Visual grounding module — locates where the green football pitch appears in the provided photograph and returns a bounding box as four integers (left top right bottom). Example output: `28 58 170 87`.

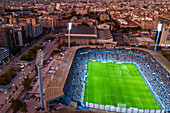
84 61 161 110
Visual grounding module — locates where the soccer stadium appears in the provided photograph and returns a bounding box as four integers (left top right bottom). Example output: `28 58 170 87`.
45 46 170 113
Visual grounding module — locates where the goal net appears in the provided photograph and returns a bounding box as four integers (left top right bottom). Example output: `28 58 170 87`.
118 103 126 108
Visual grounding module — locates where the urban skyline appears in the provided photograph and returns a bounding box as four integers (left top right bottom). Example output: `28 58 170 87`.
0 0 169 112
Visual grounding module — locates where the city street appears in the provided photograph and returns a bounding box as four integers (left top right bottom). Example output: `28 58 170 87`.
0 31 60 112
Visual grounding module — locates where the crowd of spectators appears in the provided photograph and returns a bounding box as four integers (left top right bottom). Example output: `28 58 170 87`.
63 47 169 110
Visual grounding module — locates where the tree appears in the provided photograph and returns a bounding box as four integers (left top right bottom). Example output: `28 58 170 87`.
34 64 38 73
71 11 76 16
20 46 43 61
43 60 47 66
50 50 60 57
95 17 100 22
80 22 90 27
22 77 32 90
57 44 62 49
12 47 21 56
13 91 15 94
9 98 23 111
70 41 76 47
0 67 17 85
21 104 28 113
15 86 18 91
44 37 55 41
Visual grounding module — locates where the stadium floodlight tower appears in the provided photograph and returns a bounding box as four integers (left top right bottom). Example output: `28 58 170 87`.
68 22 72 48
36 49 44 110
154 23 162 51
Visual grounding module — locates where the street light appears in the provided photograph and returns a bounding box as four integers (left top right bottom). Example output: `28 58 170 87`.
36 49 44 110
154 23 162 51
68 22 72 48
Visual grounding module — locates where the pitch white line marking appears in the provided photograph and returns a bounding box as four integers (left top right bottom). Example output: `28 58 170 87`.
100 94 102 104
120 71 121 77
126 72 132 77
101 94 144 108
137 97 144 108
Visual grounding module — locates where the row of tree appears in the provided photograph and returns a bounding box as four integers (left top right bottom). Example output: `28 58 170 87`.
50 50 60 57
0 67 20 85
57 41 76 49
20 46 43 61
10 98 28 112
44 36 55 41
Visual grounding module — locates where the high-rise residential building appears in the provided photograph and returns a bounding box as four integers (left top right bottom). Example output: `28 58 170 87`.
13 25 27 46
0 28 13 52
19 22 33 38
159 24 170 47
19 18 38 27
38 16 54 29
0 24 28 49
19 18 42 37
32 24 43 38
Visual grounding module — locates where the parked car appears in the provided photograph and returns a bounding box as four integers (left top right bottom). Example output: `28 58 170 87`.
33 106 40 111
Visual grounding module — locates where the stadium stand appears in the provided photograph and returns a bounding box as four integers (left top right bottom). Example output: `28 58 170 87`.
63 47 170 111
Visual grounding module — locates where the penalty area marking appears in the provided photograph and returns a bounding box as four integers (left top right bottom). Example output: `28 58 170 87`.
100 94 144 108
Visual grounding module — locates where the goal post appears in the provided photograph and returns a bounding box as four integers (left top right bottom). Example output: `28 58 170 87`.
118 103 126 108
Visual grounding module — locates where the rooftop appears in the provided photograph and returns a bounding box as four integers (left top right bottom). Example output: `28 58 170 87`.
70 26 97 35
135 37 154 42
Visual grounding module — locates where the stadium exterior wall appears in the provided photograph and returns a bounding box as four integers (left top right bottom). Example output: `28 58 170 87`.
85 102 166 113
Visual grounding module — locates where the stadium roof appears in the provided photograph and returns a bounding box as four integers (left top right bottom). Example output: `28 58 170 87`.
69 26 97 35
45 49 76 103
66 36 96 39
64 26 97 39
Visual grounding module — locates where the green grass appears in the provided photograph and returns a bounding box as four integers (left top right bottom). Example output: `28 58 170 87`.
84 61 161 110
